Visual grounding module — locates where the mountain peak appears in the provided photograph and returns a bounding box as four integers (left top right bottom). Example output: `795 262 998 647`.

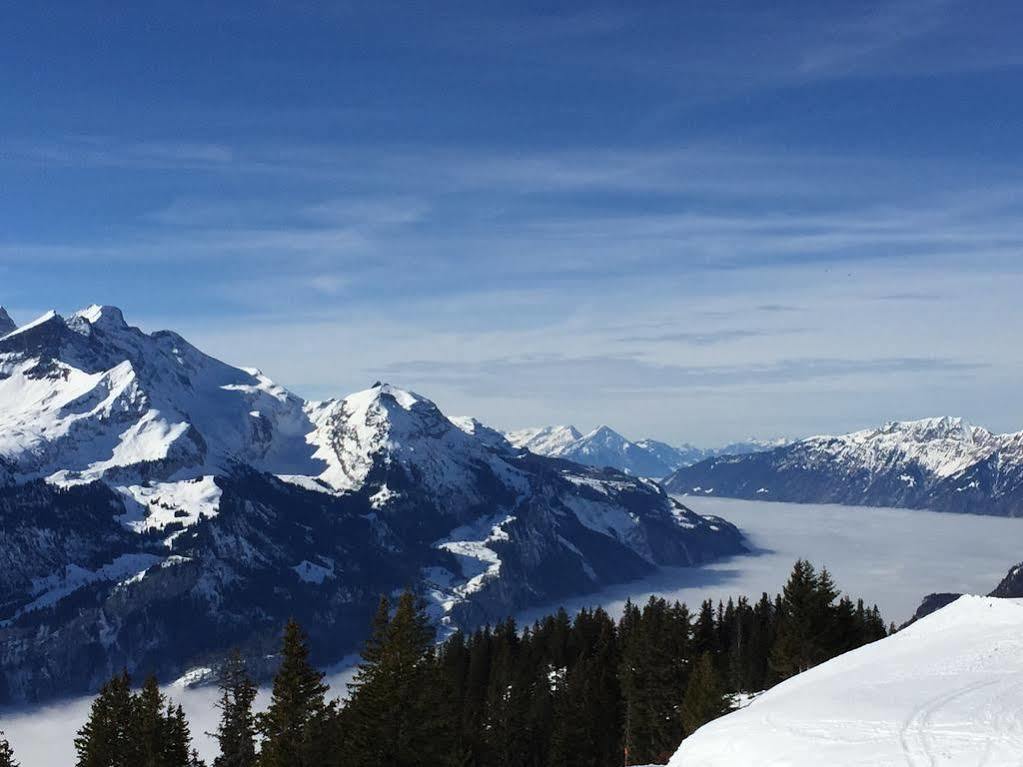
345 382 423 413
0 307 15 336
72 304 128 331
586 424 623 440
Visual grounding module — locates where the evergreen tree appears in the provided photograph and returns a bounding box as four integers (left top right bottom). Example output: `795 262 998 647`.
164 704 195 767
213 651 258 767
0 731 17 767
131 675 168 767
692 599 717 657
549 614 622 767
618 596 688 765
770 560 839 681
75 671 135 767
480 617 531 766
345 590 451 767
257 619 330 767
679 653 730 737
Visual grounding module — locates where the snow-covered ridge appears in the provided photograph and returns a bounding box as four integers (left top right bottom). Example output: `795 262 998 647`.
670 596 1023 766
664 416 1023 516
807 415 1007 479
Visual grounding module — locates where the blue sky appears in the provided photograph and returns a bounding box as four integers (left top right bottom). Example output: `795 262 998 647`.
3 1 1023 443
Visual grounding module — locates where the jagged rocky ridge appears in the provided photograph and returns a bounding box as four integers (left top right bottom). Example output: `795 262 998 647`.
0 306 744 703
663 417 1023 517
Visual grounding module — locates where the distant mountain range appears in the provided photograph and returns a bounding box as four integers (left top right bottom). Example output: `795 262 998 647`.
663 416 1023 516
506 425 787 478
0 305 744 703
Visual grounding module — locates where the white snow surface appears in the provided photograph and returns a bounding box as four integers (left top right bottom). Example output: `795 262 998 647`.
670 596 1023 767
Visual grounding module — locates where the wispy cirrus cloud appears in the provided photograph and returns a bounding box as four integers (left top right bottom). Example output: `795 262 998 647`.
378 353 986 398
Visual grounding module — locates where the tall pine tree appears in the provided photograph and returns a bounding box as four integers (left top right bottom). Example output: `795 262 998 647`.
131 675 168 767
344 590 453 767
257 620 330 767
75 671 135 767
770 560 840 681
213 651 258 767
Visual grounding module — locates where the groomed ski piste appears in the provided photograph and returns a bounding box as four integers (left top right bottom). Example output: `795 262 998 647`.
669 596 1023 766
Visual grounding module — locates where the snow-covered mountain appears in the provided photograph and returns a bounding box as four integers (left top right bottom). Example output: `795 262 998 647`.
508 426 683 477
663 417 1023 516
669 595 1023 766
507 423 675 478
509 424 788 478
0 306 744 703
554 425 676 477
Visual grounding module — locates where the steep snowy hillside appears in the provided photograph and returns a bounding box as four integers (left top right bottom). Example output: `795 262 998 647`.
0 306 745 703
670 596 1023 766
664 417 1023 516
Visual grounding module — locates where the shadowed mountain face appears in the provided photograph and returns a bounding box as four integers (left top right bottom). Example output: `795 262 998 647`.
0 306 745 704
663 417 1023 517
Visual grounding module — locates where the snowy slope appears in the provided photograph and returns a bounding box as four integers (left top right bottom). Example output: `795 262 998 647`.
670 596 1023 767
664 417 1023 516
